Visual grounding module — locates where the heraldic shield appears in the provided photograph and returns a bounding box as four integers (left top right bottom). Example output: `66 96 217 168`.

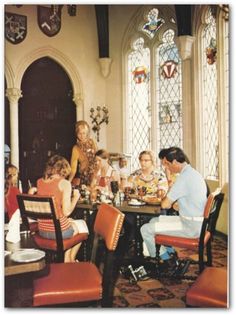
37 5 62 37
5 12 27 44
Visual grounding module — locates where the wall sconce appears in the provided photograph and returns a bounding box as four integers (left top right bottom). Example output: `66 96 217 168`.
90 105 109 142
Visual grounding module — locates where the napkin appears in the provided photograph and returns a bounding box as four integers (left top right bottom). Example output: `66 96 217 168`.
6 209 21 243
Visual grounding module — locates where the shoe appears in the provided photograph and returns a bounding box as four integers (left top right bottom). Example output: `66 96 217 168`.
173 260 190 276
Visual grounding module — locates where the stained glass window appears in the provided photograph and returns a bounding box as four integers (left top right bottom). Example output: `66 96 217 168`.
127 8 181 172
127 38 151 171
156 29 182 149
202 8 219 179
224 15 229 182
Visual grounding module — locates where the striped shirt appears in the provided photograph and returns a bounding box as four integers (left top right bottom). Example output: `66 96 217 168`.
37 177 71 233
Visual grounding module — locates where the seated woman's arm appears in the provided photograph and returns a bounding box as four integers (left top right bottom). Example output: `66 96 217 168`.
28 187 37 195
59 179 80 216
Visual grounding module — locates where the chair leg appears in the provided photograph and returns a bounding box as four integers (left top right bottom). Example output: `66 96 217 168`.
206 241 212 267
101 251 115 307
198 244 205 273
155 244 161 275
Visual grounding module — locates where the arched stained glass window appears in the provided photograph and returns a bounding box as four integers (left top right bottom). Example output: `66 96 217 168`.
156 29 182 149
202 8 219 179
127 37 150 170
126 7 182 172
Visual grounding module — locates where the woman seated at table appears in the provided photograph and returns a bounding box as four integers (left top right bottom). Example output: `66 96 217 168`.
90 149 120 199
30 155 88 262
4 164 21 223
123 150 168 252
127 150 168 197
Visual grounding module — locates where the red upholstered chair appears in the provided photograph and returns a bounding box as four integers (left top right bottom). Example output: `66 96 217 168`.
186 267 228 307
33 203 125 307
17 194 88 263
155 188 224 274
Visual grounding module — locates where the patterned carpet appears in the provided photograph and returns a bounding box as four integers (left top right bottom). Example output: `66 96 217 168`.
112 234 228 308
5 233 227 308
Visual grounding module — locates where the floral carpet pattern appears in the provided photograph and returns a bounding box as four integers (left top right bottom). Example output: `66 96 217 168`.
112 234 228 308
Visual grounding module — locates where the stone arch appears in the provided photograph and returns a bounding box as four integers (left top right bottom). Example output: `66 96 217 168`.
5 58 15 89
15 46 83 102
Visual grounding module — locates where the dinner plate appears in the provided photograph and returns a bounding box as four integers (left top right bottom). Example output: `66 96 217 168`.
142 196 161 205
11 249 45 263
128 200 146 206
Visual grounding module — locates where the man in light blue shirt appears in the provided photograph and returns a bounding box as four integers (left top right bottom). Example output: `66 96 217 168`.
141 147 207 259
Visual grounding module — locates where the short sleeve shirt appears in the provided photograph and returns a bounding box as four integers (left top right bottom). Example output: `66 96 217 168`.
129 169 168 195
167 164 207 217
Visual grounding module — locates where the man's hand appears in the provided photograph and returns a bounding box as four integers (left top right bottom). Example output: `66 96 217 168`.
172 202 179 211
161 196 173 209
157 189 166 199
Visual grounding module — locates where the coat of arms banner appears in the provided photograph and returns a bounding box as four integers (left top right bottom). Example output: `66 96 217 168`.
37 5 62 37
5 12 27 44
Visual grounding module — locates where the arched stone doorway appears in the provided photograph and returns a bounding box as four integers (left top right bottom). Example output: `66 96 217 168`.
19 57 76 189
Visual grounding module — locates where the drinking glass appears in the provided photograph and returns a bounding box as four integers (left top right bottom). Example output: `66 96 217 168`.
110 181 119 195
90 189 98 204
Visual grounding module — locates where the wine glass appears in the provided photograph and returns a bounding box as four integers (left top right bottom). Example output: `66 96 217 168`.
110 181 119 195
124 186 131 201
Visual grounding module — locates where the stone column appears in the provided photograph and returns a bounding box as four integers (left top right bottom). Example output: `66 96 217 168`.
176 36 195 164
73 93 84 121
5 88 22 168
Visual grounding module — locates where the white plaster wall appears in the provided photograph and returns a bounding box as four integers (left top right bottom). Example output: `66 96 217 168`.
107 5 140 153
5 4 107 147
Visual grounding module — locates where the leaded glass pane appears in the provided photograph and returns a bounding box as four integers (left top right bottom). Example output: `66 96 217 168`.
128 37 150 171
142 8 165 39
156 29 183 151
202 8 219 179
224 17 229 182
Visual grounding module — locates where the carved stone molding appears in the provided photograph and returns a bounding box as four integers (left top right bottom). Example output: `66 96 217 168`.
5 88 22 104
98 57 112 78
73 93 83 107
176 35 195 60
73 93 84 120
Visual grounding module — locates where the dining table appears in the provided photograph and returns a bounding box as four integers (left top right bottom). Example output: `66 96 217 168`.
5 230 46 277
72 199 162 260
5 230 46 307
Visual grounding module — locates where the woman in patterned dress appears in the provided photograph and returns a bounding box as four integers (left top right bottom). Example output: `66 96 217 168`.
69 120 97 186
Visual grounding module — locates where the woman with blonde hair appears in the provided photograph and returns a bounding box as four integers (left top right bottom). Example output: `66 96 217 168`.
123 150 168 253
128 150 167 195
5 164 21 222
69 120 97 186
33 155 88 262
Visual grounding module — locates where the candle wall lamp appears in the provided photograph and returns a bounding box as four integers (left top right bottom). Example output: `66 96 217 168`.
90 105 109 142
